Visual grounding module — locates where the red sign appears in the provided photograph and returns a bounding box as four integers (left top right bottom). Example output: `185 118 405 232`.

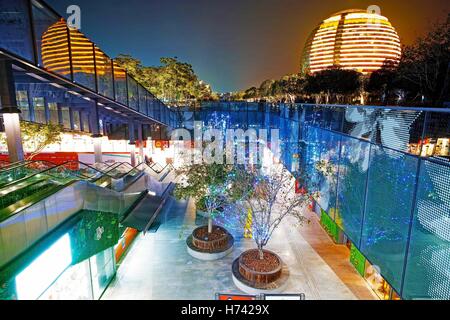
295 178 307 194
216 294 257 300
154 140 169 150
135 140 147 148
0 152 79 169
115 228 139 262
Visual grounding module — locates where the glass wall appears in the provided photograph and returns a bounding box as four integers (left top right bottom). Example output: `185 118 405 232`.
16 90 31 121
316 129 340 215
33 97 46 124
336 135 370 245
72 110 81 131
113 62 127 105
94 46 114 99
69 31 96 90
421 112 450 160
60 106 70 129
138 84 146 115
81 112 90 133
48 102 58 124
127 75 138 110
402 159 450 300
0 0 34 62
360 146 418 293
147 94 155 118
31 2 71 79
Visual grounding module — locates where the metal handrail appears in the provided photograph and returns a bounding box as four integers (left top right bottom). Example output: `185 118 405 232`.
0 158 174 192
0 160 115 191
199 102 450 113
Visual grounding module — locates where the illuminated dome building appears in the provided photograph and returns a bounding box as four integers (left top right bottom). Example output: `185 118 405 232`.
301 9 402 74
40 19 126 84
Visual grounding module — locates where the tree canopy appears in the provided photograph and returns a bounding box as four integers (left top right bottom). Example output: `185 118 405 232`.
115 55 218 106
0 121 63 160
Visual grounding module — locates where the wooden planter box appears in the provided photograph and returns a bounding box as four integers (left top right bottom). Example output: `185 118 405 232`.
192 225 230 252
238 249 282 284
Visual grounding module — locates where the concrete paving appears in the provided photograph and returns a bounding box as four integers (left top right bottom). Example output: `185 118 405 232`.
102 196 377 300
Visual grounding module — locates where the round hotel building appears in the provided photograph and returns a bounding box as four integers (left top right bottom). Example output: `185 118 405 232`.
301 9 402 74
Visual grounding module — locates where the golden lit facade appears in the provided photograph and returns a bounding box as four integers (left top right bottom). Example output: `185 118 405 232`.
301 9 401 74
41 19 108 77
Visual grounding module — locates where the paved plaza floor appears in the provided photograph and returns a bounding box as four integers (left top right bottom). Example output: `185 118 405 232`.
102 197 377 300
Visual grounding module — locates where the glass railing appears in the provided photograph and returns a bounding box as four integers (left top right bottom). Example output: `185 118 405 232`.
0 162 106 220
0 171 76 222
101 161 167 181
0 160 111 189
193 102 450 161
0 158 170 216
0 160 57 188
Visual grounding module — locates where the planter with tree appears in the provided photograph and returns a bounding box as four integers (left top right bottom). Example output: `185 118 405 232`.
174 163 236 260
230 164 313 293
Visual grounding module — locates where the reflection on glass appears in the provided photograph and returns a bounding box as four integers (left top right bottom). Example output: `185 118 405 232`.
360 146 417 292
409 113 450 159
335 136 370 244
35 10 71 78
81 112 90 133
113 62 127 105
402 160 450 300
61 106 70 129
33 97 46 124
127 75 138 110
138 85 147 114
95 47 114 98
147 94 155 117
39 259 92 300
0 0 34 62
16 90 30 121
68 28 95 90
48 102 58 124
1 208 119 300
72 110 81 131
90 248 114 300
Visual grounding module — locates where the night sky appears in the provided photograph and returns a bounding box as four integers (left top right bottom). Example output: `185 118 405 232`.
46 0 449 93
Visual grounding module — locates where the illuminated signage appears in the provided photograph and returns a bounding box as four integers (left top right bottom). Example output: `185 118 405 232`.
15 234 72 300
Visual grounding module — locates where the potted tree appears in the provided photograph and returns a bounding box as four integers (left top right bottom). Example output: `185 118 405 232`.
230 164 314 292
174 163 235 260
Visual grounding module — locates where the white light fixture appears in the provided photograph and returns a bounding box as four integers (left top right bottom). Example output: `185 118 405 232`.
25 73 48 82
49 82 64 89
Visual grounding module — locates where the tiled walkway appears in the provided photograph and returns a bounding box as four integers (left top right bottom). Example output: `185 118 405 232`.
102 197 377 300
